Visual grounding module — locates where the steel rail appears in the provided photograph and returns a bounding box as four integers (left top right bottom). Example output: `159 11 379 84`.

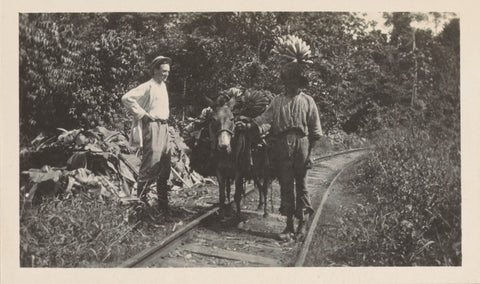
120 148 370 268
312 147 373 162
294 152 368 267
120 186 257 267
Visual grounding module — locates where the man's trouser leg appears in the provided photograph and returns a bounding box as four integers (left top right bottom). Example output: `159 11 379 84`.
292 137 314 237
278 166 295 217
293 136 314 219
156 178 168 210
294 169 313 237
294 169 314 219
271 133 298 235
278 162 295 233
137 119 156 204
157 152 171 211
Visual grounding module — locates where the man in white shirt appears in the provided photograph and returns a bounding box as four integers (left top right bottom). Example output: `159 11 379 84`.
122 56 172 212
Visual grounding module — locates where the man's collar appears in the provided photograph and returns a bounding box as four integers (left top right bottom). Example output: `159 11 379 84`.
151 78 165 85
283 90 302 98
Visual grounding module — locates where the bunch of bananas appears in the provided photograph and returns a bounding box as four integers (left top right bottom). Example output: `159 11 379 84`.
271 35 313 64
233 89 274 118
213 87 243 106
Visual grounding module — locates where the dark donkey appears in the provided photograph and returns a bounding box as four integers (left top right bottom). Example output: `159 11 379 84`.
208 97 273 218
208 103 236 217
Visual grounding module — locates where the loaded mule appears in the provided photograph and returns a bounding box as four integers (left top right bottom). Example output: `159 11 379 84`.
206 93 273 219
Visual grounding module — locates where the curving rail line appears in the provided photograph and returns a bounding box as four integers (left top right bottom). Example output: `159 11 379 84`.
294 157 364 266
120 147 370 268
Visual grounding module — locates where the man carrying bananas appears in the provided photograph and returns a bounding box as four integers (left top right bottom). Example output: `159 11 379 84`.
122 55 172 213
236 61 323 240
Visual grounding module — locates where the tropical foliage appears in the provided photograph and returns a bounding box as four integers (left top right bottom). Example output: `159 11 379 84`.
19 12 460 266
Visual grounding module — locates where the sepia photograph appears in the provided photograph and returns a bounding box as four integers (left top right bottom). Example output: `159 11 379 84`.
17 10 461 267
2 0 480 283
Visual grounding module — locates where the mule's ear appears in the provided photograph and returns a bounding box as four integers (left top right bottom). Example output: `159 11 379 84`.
226 96 236 109
203 95 215 107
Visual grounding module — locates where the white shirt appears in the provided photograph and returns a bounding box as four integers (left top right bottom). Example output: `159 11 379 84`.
149 80 170 120
121 79 170 147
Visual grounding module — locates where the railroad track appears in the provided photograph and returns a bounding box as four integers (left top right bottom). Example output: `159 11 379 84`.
120 147 370 268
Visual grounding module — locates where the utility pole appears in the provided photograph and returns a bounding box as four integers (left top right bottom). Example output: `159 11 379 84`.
182 78 186 122
411 28 418 107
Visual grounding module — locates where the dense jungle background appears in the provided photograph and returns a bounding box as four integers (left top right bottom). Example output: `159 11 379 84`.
19 12 460 266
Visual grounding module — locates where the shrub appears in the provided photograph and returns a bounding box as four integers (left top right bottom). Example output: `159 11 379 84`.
332 125 460 266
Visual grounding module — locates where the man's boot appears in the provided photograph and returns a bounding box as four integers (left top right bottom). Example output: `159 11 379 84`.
296 209 310 241
157 179 169 213
278 215 295 241
137 182 149 204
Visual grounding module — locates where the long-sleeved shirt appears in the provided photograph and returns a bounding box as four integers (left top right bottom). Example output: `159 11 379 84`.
252 92 323 141
121 79 169 147
122 79 169 120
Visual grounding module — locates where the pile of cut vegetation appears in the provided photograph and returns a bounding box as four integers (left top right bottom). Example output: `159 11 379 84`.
20 126 207 205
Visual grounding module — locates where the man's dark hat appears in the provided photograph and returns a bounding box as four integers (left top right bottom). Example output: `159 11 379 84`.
280 61 308 87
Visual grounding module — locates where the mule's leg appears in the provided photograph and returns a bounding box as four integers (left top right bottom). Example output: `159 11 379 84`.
268 177 274 215
255 177 269 217
253 177 264 211
217 170 226 219
226 177 231 203
261 178 270 218
225 177 233 217
269 178 274 213
234 174 244 217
